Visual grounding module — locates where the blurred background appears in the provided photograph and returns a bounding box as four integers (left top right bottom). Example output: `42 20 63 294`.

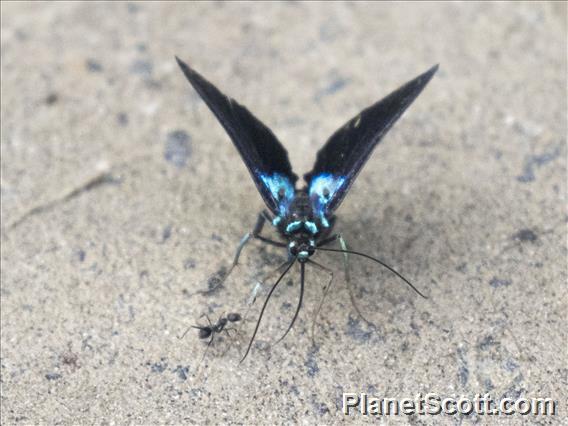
1 2 566 424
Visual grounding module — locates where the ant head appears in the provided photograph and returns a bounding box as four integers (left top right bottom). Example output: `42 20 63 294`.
227 313 242 322
288 236 316 263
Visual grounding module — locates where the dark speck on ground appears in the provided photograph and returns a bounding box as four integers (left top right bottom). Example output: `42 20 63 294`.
503 359 519 372
148 359 168 373
127 2 140 14
311 396 330 416
489 277 512 288
72 248 86 263
164 130 191 168
130 59 153 78
517 146 561 182
116 112 129 126
512 229 538 242
305 347 319 378
478 335 498 351
345 316 373 343
501 376 525 400
458 365 469 386
206 266 227 293
173 365 189 381
161 225 172 242
289 384 300 396
85 59 103 72
184 258 196 269
314 75 349 101
45 373 61 381
44 93 58 105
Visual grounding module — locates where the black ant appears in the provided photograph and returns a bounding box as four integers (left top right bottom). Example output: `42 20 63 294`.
180 313 242 364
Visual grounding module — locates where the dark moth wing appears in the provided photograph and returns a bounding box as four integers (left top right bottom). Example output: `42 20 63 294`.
176 57 297 216
306 64 438 218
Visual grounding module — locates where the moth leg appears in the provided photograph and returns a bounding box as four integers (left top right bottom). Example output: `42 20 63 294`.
229 211 283 264
248 261 290 306
338 234 377 328
238 260 290 337
220 327 239 356
254 210 286 247
224 326 239 338
307 259 335 347
255 235 286 248
255 210 271 234
316 234 339 248
197 213 267 295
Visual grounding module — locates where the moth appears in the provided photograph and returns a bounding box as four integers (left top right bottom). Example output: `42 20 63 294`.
176 57 438 361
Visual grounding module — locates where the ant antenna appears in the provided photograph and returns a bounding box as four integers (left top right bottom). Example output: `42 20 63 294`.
316 247 428 299
240 259 296 363
274 261 305 345
178 325 199 340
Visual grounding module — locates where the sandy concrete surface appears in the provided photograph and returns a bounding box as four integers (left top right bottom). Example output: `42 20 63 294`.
1 2 566 424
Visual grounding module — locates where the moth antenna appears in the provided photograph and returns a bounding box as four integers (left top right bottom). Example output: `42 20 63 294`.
316 247 428 299
274 261 305 345
240 260 296 363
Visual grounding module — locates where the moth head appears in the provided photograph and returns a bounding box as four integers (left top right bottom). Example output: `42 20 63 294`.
288 237 316 262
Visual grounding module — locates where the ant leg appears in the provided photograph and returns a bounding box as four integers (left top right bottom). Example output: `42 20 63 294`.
317 234 340 248
198 334 215 367
198 313 213 328
338 234 377 328
307 259 335 347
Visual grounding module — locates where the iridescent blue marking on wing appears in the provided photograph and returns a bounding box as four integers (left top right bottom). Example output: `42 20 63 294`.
259 173 295 217
308 173 346 225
